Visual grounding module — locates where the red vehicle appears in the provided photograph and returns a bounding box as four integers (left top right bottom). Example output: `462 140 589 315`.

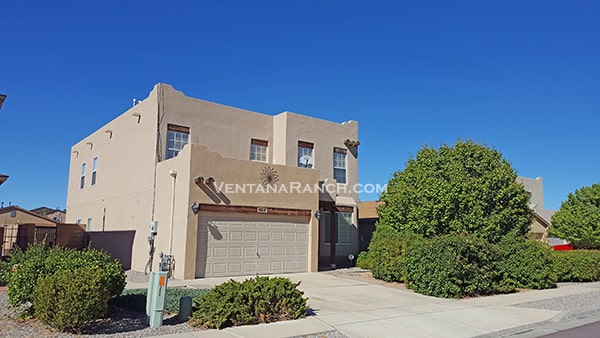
552 243 574 251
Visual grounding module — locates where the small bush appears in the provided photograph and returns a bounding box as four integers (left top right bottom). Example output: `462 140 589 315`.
356 251 372 270
191 276 308 329
32 267 109 332
496 237 557 289
7 244 125 309
368 226 420 282
403 234 510 298
554 250 600 282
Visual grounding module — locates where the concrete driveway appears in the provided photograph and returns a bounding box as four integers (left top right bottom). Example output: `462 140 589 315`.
134 269 600 338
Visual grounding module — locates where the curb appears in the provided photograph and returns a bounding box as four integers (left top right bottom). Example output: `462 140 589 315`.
473 305 600 338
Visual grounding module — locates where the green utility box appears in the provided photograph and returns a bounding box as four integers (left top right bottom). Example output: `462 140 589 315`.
146 271 169 328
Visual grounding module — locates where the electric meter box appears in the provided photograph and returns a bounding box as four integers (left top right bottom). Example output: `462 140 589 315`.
150 221 158 234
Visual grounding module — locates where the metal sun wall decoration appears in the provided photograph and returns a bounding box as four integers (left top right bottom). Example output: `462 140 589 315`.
260 166 279 188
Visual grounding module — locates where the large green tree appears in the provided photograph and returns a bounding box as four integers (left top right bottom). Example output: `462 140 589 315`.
377 140 533 243
549 184 600 249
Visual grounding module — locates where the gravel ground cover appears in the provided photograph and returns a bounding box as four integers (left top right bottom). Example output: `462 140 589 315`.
0 270 348 338
515 289 600 311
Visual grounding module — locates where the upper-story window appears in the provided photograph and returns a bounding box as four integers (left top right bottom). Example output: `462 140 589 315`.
80 162 86 189
298 141 314 168
91 157 98 185
250 139 268 162
166 124 190 159
333 148 347 184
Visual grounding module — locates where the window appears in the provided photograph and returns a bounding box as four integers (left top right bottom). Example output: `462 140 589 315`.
80 163 86 189
333 148 347 183
323 211 354 244
166 124 190 159
91 157 98 185
86 217 92 231
9 210 16 217
250 139 268 162
298 141 314 168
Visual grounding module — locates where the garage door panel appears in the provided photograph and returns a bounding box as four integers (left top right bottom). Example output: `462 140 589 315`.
272 232 283 241
258 232 270 241
230 231 243 241
196 213 308 278
229 247 242 257
245 231 257 241
243 262 256 273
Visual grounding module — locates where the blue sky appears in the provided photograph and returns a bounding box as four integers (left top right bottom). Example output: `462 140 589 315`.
1 1 598 211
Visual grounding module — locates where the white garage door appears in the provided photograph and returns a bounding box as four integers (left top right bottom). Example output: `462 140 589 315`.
196 213 308 278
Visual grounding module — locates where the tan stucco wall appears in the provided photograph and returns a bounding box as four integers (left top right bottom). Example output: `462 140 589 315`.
66 83 359 277
66 85 160 272
152 144 320 279
158 85 274 162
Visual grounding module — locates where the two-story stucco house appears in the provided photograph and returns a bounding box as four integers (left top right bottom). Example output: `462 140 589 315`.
66 83 359 279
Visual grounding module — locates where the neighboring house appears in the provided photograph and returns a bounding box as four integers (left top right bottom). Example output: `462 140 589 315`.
358 176 555 249
66 83 360 279
30 207 66 223
516 176 556 242
0 205 58 256
357 200 382 252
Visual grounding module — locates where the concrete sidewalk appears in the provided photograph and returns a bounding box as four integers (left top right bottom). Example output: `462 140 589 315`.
139 269 600 338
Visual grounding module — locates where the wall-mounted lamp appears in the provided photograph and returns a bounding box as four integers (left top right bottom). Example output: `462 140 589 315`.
194 176 204 184
315 210 321 220
191 202 199 215
205 177 215 184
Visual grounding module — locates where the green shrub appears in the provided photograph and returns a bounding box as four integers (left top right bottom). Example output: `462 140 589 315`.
554 250 600 282
7 244 125 308
403 234 510 298
7 243 50 307
47 246 126 298
356 251 372 270
368 226 420 282
191 276 308 329
32 267 109 332
496 237 557 289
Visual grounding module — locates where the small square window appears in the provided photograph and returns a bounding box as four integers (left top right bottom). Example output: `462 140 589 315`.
166 124 190 159
298 141 314 168
250 139 268 162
